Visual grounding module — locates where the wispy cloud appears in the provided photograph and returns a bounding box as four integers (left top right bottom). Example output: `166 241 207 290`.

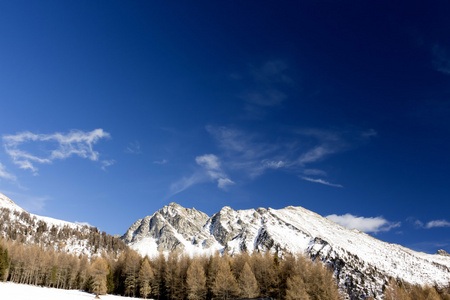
235 59 294 119
2 129 111 174
0 162 17 181
301 176 343 188
169 173 205 197
414 218 450 229
101 159 115 171
432 44 450 75
218 178 235 189
125 141 142 154
153 159 168 165
326 213 401 233
425 220 450 228
205 125 376 183
303 169 327 176
195 154 234 189
249 59 293 85
169 154 234 197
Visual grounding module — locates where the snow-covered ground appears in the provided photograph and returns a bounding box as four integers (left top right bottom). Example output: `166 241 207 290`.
0 282 142 300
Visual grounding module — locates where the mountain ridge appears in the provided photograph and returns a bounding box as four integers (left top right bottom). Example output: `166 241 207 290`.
122 202 450 300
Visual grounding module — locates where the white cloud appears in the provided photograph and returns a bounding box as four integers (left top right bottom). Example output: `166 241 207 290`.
196 154 234 190
0 162 17 181
262 159 285 169
301 176 343 188
425 220 450 229
169 154 235 197
101 160 115 171
218 178 235 189
298 146 335 164
410 218 450 229
326 213 401 233
205 125 376 188
153 159 168 165
196 154 221 170
3 129 111 174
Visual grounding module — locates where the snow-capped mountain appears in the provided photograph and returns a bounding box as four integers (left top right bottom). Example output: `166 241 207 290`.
0 193 127 256
122 203 450 300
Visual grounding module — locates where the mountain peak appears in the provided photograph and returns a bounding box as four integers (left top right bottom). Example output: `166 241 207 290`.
0 193 23 211
436 249 450 257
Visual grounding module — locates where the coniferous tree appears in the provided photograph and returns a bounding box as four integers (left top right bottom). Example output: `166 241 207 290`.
238 262 259 298
186 259 207 300
139 258 154 299
286 275 310 300
213 257 239 300
152 252 168 300
106 264 115 294
91 257 108 298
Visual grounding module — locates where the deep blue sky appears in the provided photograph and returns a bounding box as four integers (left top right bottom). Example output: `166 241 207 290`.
1 1 450 253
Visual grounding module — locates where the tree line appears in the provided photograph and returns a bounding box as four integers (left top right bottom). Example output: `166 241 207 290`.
0 236 343 299
1 237 450 300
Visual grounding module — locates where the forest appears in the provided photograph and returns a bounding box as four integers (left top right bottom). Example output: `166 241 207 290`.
1 238 449 300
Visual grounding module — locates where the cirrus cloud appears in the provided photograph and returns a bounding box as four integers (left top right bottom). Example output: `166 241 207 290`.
2 129 111 174
0 162 17 181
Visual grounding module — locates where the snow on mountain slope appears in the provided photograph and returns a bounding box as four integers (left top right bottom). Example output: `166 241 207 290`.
122 203 450 300
0 193 127 257
0 193 82 230
0 193 25 212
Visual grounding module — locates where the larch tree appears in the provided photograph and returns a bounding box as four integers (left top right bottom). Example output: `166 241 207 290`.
286 275 310 300
124 249 141 297
213 257 239 300
186 259 207 300
91 257 108 298
238 262 259 298
139 258 154 299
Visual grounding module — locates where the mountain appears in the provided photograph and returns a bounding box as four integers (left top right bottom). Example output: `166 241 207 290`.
0 193 127 256
122 203 450 300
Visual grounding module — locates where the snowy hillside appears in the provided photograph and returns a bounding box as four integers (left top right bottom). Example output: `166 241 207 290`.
0 282 140 300
122 203 450 300
0 193 127 257
0 193 85 230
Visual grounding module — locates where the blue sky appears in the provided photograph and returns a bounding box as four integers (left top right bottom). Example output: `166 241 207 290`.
1 1 450 253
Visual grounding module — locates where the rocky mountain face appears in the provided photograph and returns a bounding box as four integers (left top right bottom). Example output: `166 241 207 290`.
122 203 450 300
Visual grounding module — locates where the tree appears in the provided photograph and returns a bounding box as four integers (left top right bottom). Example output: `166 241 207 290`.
0 246 9 281
186 259 207 300
123 249 141 297
91 257 108 298
286 275 310 300
139 258 154 299
213 257 239 300
238 262 259 298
